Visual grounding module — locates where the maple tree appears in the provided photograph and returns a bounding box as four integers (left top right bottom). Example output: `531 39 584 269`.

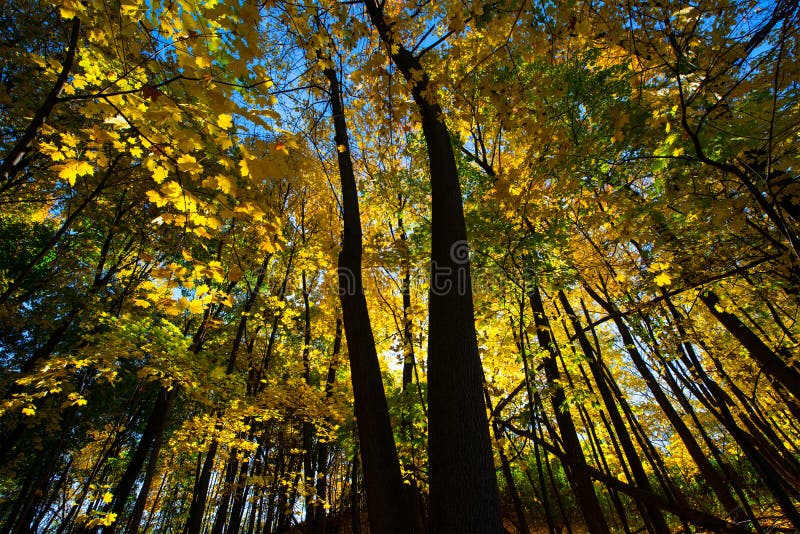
1 0 799 532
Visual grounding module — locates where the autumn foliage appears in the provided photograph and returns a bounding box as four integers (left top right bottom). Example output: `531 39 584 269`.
1 0 799 532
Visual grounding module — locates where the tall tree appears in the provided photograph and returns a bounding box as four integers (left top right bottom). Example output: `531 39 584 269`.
362 2 502 530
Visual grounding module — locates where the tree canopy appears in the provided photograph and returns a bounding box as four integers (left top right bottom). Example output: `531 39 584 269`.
1 0 799 532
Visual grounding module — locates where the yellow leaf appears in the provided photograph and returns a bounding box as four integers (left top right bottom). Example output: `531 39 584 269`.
160 181 183 198
101 512 118 527
192 226 212 239
146 190 167 207
215 174 234 194
654 272 672 286
189 297 207 314
133 298 151 308
40 141 66 161
217 114 233 129
22 406 36 416
177 154 202 175
102 492 113 504
56 160 94 186
151 166 168 183
104 115 130 129
195 56 211 69
210 366 226 380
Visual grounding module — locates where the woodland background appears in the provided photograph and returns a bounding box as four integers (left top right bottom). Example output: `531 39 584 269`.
1 0 799 532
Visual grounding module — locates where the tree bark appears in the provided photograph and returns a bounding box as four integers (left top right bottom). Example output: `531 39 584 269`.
558 291 670 534
320 56 412 532
362 3 502 531
529 286 611 534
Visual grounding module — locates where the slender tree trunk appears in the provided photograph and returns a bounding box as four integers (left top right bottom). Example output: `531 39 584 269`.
320 51 412 532
485 390 530 534
105 386 176 531
209 453 239 534
310 318 342 534
558 291 671 534
529 285 611 534
350 452 361 534
396 208 427 534
700 290 800 401
300 269 318 526
586 286 744 524
532 401 564 534
124 413 169 534
226 456 252 534
184 439 219 534
0 16 81 189
501 420 747 533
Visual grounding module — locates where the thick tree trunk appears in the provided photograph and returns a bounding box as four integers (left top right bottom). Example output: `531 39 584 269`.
362 3 502 530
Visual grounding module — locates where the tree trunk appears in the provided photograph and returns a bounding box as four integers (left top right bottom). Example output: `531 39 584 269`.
590 286 747 524
310 318 342 534
106 386 176 531
0 16 80 189
362 3 502 530
320 53 412 532
184 439 219 534
529 285 610 534
700 290 800 401
558 291 670 534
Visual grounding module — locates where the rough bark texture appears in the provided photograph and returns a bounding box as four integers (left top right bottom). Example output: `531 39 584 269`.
362 3 502 531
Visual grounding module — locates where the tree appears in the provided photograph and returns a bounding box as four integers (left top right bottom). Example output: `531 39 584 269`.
2 0 800 532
